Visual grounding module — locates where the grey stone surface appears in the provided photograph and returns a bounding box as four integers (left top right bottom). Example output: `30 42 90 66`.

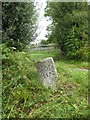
35 57 58 89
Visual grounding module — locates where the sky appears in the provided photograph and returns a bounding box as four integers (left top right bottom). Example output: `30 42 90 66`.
30 0 52 44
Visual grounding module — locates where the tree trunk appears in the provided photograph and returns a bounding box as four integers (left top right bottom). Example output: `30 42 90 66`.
58 43 63 58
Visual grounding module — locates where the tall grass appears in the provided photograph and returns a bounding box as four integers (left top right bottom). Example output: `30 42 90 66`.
2 45 88 118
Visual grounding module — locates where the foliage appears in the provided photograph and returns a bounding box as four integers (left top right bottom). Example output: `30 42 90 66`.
64 25 88 60
45 2 88 60
40 40 51 45
2 2 38 50
2 1 89 119
2 45 88 118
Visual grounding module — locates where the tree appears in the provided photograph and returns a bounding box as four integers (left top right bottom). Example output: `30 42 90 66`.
2 2 38 50
45 2 88 60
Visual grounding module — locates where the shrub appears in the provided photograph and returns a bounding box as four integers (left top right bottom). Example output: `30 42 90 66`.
66 42 88 61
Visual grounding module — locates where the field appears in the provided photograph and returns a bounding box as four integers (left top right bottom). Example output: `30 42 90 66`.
2 48 88 118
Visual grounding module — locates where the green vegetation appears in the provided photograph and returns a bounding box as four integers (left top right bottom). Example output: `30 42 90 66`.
45 2 88 60
2 1 89 119
30 49 60 61
2 2 37 50
2 44 88 118
40 40 51 45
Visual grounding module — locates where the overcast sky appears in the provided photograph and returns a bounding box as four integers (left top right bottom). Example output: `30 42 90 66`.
31 0 52 44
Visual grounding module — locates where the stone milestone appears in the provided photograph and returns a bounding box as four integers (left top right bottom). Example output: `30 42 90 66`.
35 57 58 89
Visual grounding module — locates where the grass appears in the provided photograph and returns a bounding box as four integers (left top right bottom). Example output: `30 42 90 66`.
2 48 88 118
30 48 88 69
29 49 60 62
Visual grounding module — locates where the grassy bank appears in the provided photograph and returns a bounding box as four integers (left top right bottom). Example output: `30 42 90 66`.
2 48 88 118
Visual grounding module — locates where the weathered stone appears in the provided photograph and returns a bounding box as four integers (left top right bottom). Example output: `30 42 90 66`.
35 57 58 89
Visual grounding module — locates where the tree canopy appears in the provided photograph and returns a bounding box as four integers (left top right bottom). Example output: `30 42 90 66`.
45 2 88 60
2 2 38 50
